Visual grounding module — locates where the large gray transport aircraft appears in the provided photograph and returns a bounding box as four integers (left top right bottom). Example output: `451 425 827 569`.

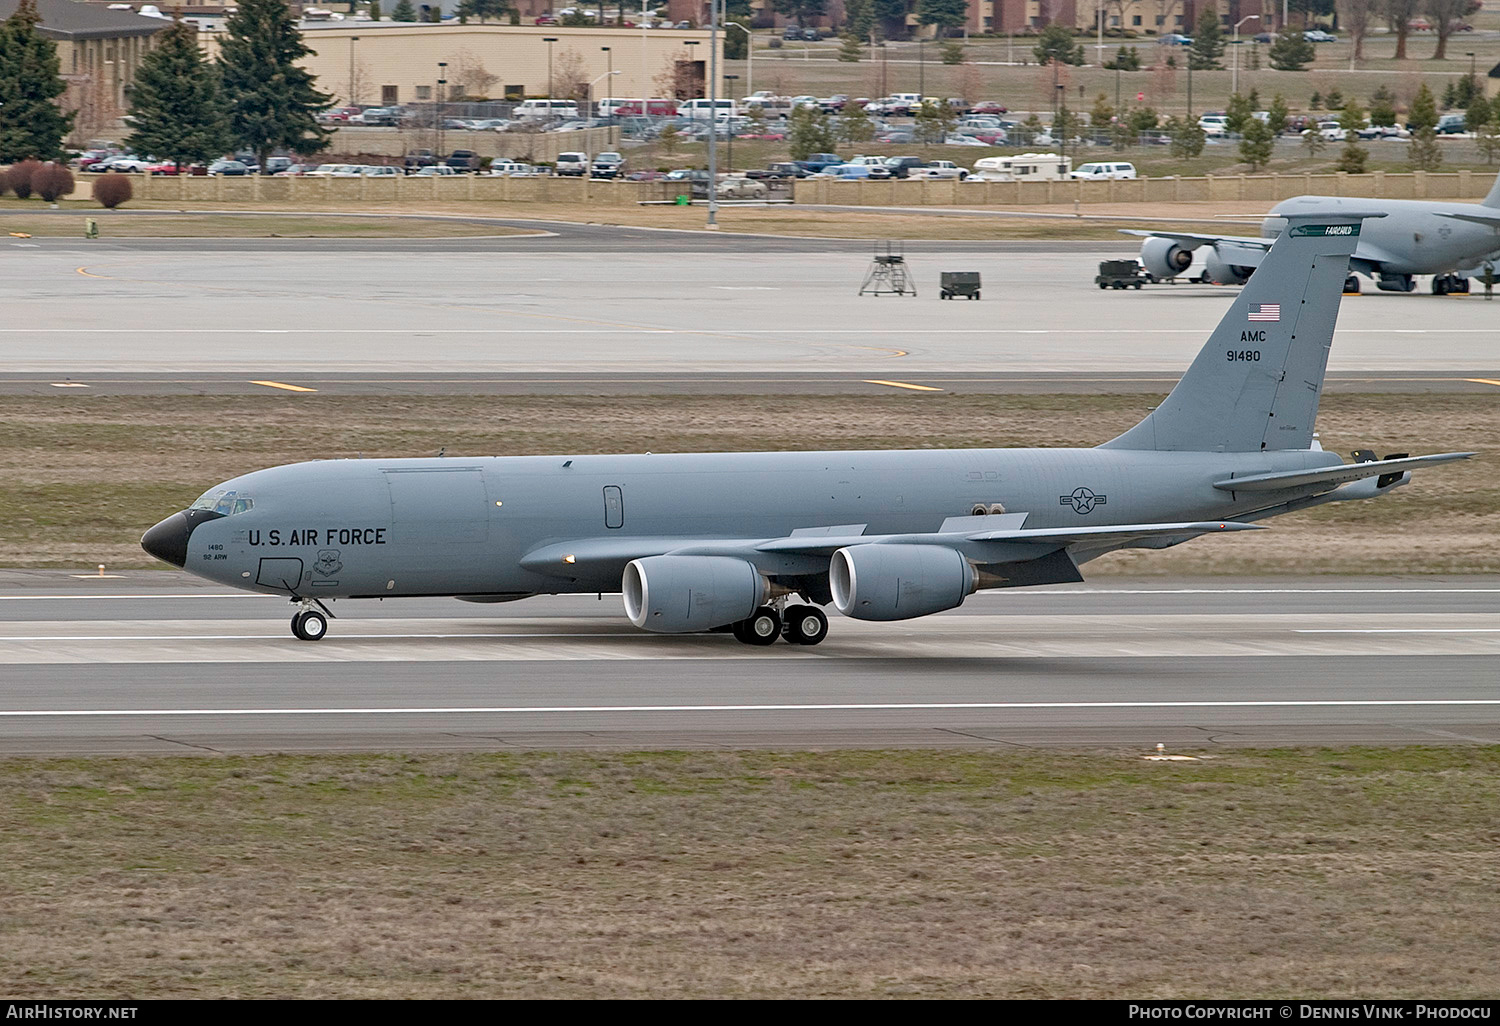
1130 172 1500 293
143 211 1472 646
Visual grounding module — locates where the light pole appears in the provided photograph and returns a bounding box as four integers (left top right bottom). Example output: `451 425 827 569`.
1232 16 1258 97
724 72 738 172
600 46 612 116
724 19 751 99
348 35 359 107
588 69 620 120
1468 51 1477 90
436 61 447 158
543 37 558 102
918 34 924 97
707 0 720 230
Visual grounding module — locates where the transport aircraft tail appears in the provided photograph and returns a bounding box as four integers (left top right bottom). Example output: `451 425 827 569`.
1100 210 1380 454
1485 170 1500 208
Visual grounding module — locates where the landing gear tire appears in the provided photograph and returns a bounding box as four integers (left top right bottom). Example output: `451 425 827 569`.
1344 275 1360 294
733 607 782 646
291 610 327 641
782 605 829 646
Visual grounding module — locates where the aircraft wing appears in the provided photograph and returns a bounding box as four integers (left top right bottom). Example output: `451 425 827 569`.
1119 228 1271 248
521 518 1262 580
1213 452 1476 493
1436 210 1500 229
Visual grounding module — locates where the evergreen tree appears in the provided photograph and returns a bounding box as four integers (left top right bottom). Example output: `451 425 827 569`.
772 0 827 27
126 20 228 171
788 104 834 159
1104 45 1140 71
917 0 967 38
1407 82 1439 133
1335 98 1367 173
1466 93 1491 133
837 34 863 62
1324 88 1344 111
1268 32 1314 71
1267 94 1291 135
1033 24 1084 66
0 0 74 162
1309 90 1322 110
457 0 511 22
1368 85 1397 127
1302 121 1327 158
1472 100 1500 165
392 0 417 21
369 1 382 21
1188 5 1224 71
914 98 955 143
1224 92 1253 136
939 41 964 65
1239 116 1274 169
1165 114 1205 157
844 0 875 39
724 18 750 60
1090 92 1115 146
658 120 680 158
836 101 874 143
1126 106 1159 134
218 0 332 172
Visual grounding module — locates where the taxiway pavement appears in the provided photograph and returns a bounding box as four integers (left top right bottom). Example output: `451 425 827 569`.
1 572 1495 755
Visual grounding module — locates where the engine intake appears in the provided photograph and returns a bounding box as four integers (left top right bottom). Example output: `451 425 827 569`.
830 544 975 621
622 555 769 633
1140 236 1195 279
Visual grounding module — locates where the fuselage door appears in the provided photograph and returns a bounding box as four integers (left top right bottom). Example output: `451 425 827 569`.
604 485 624 529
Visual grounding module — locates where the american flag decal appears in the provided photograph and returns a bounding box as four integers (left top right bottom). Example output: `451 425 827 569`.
1248 304 1281 322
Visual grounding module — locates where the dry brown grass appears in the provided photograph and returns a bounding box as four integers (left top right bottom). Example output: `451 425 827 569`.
2 747 1498 998
0 212 537 238
0 392 1492 574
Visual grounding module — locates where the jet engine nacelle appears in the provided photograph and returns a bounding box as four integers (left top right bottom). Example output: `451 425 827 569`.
1203 251 1254 286
622 555 770 633
1140 236 1195 279
830 544 975 622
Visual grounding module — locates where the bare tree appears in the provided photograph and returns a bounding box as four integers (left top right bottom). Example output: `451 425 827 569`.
452 49 498 99
1382 0 1421 60
1426 0 1479 60
553 47 588 101
1336 0 1377 62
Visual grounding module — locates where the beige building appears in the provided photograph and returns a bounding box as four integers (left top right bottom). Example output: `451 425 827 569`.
262 24 721 108
0 0 168 139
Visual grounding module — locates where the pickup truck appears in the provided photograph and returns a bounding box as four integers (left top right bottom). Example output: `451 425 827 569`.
403 149 436 171
909 160 968 180
444 149 482 171
793 152 844 174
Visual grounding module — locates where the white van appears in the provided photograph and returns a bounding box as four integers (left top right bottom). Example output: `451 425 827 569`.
1070 161 1137 180
514 99 581 120
677 98 738 119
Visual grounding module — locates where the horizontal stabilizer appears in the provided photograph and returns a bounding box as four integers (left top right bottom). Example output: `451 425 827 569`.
1214 452 1476 492
1436 210 1500 229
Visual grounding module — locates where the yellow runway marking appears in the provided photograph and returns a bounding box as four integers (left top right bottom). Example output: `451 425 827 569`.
863 379 943 392
250 380 318 393
1465 378 1500 388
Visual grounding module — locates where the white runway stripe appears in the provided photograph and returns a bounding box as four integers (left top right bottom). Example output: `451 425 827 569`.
3 699 1500 717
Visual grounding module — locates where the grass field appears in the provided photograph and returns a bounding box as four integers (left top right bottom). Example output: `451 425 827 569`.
0 210 538 238
1 393 1492 573
2 746 1498 998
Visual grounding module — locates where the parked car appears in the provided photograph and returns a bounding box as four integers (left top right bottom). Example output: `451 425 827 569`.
97 155 151 172
1304 29 1337 42
1407 17 1432 30
1198 114 1229 137
358 107 402 126
624 170 667 181
884 155 927 179
440 150 479 171
590 152 625 178
747 162 811 180
1310 121 1347 142
410 165 461 176
206 159 250 176
1435 113 1467 135
910 159 968 180
1252 32 1278 43
1070 161 1137 180
1159 33 1193 45
719 175 769 198
360 165 400 177
970 101 1009 116
303 163 359 177
554 151 590 176
273 163 316 176
793 152 845 174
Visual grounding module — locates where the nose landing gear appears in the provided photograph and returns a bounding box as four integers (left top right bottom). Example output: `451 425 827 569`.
288 597 335 641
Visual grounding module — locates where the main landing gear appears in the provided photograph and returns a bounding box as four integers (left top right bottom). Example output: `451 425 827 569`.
289 597 335 641
729 603 829 647
1432 273 1470 296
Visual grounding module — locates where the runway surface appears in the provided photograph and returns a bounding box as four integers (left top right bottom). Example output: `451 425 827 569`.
1 571 1496 755
6 229 1499 379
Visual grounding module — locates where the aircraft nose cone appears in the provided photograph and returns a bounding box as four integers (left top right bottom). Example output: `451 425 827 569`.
141 512 192 568
141 509 225 568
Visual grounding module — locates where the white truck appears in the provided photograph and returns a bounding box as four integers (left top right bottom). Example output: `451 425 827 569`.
909 159 968 180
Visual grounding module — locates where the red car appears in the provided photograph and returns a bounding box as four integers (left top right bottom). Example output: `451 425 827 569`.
534 14 557 24
971 101 1010 116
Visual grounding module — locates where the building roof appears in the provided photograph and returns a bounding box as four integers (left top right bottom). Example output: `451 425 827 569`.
0 0 170 40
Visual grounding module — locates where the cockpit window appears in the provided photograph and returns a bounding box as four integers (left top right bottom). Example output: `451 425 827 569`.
190 488 254 516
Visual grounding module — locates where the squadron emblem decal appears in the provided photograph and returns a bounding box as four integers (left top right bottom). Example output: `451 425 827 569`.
313 549 343 577
1060 487 1107 515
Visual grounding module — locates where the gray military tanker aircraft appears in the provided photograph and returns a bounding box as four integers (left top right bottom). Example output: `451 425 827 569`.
143 210 1473 646
1128 173 1500 294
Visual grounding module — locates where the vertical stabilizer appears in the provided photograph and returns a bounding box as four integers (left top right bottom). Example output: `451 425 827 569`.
1100 211 1379 453
1484 171 1500 208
